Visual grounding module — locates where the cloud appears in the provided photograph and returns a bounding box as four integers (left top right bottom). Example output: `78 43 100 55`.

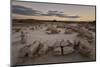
66 15 80 18
46 10 65 17
12 5 80 19
12 5 42 16
45 10 80 18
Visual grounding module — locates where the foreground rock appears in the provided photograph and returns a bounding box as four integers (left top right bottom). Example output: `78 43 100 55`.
74 27 94 57
17 40 41 63
29 40 41 57
63 47 74 55
38 41 49 56
53 47 62 56
78 39 92 57
53 40 74 56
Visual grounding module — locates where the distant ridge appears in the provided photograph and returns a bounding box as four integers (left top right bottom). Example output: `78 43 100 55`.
13 19 96 23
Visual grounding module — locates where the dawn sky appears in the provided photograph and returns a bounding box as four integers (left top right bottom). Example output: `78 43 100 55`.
12 1 96 21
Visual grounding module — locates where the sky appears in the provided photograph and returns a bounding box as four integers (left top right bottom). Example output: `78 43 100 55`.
12 1 96 21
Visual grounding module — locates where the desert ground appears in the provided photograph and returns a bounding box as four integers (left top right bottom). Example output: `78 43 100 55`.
11 21 96 66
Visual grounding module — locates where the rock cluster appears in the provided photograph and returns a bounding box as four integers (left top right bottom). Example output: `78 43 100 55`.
74 27 95 58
